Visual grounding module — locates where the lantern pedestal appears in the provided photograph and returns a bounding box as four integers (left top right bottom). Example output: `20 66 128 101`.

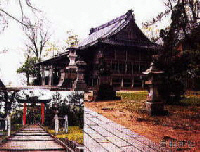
146 101 165 115
73 60 87 91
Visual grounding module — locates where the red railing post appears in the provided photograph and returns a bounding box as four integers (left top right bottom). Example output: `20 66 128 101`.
23 103 27 125
41 103 45 124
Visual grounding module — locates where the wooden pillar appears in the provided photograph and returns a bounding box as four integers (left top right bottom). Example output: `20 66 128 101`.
23 103 27 126
131 63 133 75
121 78 124 88
118 61 119 73
48 65 53 86
142 80 144 88
7 114 11 136
139 63 141 73
125 50 128 61
125 62 127 74
132 78 134 88
41 103 45 125
41 66 45 86
97 78 99 86
114 50 116 60
139 51 141 72
91 79 94 87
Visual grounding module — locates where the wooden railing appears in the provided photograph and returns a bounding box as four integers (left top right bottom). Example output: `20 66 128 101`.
62 138 84 152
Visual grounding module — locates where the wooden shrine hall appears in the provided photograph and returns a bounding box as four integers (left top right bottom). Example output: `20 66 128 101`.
37 10 159 92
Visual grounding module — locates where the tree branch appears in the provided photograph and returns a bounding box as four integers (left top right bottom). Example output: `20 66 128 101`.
0 8 28 27
18 0 24 22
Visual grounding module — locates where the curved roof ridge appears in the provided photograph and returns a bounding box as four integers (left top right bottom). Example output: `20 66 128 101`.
90 10 133 34
104 12 133 39
90 14 126 34
79 10 134 48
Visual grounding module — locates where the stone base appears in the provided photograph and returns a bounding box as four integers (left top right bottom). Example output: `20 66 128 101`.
73 80 87 91
96 84 120 100
146 101 166 115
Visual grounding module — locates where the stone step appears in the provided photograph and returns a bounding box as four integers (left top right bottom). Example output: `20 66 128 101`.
20 130 46 132
0 148 66 151
0 140 65 150
15 132 49 136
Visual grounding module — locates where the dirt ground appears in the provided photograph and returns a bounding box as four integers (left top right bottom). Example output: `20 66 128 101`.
85 99 200 151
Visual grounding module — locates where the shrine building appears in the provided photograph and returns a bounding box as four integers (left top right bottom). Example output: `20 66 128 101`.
37 10 159 91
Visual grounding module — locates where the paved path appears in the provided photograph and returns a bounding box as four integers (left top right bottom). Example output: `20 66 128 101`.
0 124 66 151
84 107 169 152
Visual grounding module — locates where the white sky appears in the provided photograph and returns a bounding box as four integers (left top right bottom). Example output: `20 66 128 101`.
0 0 167 86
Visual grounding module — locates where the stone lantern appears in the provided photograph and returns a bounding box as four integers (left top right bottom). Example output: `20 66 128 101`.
67 48 77 69
143 62 165 115
65 48 78 88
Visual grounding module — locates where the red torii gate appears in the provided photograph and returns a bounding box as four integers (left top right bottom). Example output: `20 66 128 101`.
20 100 49 125
15 89 51 125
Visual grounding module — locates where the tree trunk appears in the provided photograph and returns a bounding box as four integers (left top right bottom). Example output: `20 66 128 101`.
26 73 30 86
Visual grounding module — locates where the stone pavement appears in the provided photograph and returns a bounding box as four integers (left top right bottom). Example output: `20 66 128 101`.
0 124 66 151
84 107 169 152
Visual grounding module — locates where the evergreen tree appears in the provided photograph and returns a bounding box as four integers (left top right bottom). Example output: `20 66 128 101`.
155 0 200 103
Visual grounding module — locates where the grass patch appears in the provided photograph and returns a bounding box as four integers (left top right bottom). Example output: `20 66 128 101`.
47 126 83 144
108 91 200 128
12 124 23 131
0 124 23 139
117 91 148 101
116 91 147 113
0 131 7 138
180 97 200 106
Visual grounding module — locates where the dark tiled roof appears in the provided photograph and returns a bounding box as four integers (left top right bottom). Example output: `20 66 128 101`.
36 51 69 65
79 10 134 49
0 79 5 88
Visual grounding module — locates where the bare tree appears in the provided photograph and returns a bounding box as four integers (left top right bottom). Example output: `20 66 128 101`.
16 17 51 85
0 0 39 32
2 1 51 85
23 19 50 62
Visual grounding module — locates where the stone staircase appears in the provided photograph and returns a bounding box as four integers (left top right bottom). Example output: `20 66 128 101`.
0 124 67 151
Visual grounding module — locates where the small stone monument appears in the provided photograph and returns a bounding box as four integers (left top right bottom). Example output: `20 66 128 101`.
143 62 165 115
54 113 59 134
53 104 59 134
73 60 87 91
64 115 68 133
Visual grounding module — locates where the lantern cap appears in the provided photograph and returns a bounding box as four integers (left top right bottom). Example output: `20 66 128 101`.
143 62 164 75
